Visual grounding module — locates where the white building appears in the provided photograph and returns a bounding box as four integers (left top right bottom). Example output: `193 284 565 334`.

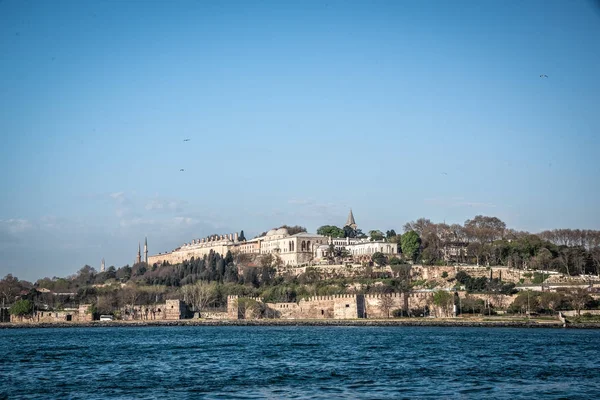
259 228 328 266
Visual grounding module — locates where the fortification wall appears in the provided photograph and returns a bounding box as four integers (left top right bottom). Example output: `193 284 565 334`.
363 293 405 318
459 292 518 309
164 299 187 320
201 311 229 320
11 309 80 324
266 302 301 319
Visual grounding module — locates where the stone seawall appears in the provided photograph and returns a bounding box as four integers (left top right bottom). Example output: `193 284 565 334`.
2 318 585 329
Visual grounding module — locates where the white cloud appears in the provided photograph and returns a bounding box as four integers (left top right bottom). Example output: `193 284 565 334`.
0 218 32 233
109 192 126 202
145 198 187 212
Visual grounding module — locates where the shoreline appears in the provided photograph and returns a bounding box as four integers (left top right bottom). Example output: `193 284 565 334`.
2 318 599 329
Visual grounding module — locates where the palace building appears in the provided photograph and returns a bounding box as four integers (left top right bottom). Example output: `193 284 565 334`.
145 209 397 267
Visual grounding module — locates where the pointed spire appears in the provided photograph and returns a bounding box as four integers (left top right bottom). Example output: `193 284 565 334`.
145 236 147 246
345 209 357 229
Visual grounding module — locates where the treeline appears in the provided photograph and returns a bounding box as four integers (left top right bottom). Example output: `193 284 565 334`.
326 215 600 275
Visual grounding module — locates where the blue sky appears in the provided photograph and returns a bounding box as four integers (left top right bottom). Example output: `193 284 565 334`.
1 0 599 281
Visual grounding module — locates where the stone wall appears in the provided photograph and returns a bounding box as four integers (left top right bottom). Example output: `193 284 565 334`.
200 311 229 320
164 299 187 320
562 309 600 317
229 292 436 320
410 265 524 284
11 309 80 323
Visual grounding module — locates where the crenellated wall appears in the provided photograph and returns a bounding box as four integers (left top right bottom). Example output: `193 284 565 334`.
228 292 435 320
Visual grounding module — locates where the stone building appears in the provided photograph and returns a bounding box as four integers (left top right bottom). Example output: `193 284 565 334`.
147 229 329 268
10 304 93 323
145 208 394 268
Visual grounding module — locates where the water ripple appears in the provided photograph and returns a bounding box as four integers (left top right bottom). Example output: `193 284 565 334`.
0 326 599 399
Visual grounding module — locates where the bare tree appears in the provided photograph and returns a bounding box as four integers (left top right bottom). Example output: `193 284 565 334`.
569 288 590 316
119 285 141 319
180 281 213 317
0 274 22 307
403 218 434 236
379 295 395 318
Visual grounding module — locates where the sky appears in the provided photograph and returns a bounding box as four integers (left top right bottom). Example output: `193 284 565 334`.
1 0 599 281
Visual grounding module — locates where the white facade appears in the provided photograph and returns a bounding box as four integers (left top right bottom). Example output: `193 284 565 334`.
347 241 398 257
259 229 328 266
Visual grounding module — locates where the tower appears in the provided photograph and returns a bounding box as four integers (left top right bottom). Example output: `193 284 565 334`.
100 258 105 272
144 237 148 263
345 209 357 230
136 242 141 264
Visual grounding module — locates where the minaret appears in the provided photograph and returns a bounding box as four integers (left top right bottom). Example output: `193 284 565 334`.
136 242 141 264
100 258 105 272
144 237 148 263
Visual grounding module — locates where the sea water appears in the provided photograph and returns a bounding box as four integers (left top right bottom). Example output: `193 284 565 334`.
1 326 599 399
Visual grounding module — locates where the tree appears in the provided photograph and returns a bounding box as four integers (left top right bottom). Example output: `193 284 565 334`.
432 291 454 317
386 230 397 239
371 252 388 267
369 230 384 241
355 229 367 239
239 230 246 241
379 295 394 318
75 265 97 285
317 225 345 238
278 225 307 235
403 218 433 236
401 231 421 263
0 274 22 306
9 299 33 318
389 256 402 266
180 281 214 317
120 285 141 318
569 288 591 316
343 225 356 238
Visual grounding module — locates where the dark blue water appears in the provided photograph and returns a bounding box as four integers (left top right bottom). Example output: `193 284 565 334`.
1 326 599 399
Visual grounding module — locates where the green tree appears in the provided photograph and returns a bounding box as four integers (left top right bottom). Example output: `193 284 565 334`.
386 229 397 239
369 230 385 241
317 225 345 238
9 299 33 318
239 230 246 241
389 256 402 266
372 252 388 266
343 225 356 238
401 231 421 262
432 291 454 317
278 225 307 235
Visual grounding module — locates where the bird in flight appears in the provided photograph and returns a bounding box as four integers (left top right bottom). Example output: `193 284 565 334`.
180 169 185 172
540 74 548 78
441 172 448 176
183 138 191 142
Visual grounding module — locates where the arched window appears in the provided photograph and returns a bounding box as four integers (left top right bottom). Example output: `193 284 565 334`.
301 241 306 251
306 241 310 252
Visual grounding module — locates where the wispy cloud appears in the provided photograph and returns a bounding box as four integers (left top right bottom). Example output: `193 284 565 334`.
145 198 187 213
0 218 32 233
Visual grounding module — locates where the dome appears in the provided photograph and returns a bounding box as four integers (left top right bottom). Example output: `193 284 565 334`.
275 228 289 236
266 229 277 237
